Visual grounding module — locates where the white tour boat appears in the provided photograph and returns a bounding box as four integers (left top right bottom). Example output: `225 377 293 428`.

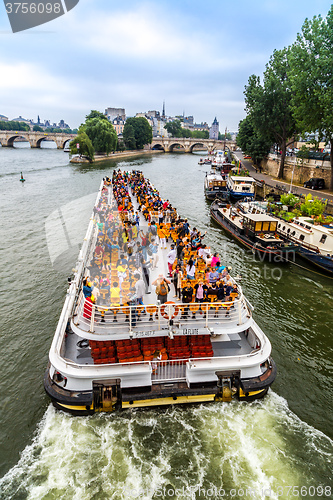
44 171 276 415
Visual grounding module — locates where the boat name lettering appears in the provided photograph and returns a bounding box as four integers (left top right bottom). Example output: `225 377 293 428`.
134 330 156 337
182 328 199 335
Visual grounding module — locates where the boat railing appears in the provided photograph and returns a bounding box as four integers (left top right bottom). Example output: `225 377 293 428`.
277 229 320 253
59 351 263 376
72 293 251 337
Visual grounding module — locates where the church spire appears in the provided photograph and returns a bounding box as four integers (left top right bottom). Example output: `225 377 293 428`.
162 100 165 118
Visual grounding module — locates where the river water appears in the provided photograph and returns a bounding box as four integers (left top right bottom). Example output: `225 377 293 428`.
0 145 332 499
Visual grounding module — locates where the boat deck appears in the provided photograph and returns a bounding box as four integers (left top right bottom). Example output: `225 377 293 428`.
58 173 257 371
63 329 253 367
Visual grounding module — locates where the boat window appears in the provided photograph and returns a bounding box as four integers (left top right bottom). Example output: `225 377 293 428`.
270 221 277 231
278 223 281 228
299 234 305 241
255 222 262 232
305 226 311 230
291 231 296 236
320 234 327 244
262 221 270 231
287 228 290 233
282 226 285 231
300 223 305 228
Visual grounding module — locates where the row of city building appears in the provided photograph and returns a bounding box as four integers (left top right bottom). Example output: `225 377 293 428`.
0 113 70 130
0 105 238 140
104 105 235 140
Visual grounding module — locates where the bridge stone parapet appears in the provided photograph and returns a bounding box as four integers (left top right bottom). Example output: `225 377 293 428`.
151 137 237 153
0 130 77 149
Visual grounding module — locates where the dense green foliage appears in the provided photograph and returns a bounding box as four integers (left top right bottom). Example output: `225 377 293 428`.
164 120 182 137
288 6 333 188
33 125 43 132
237 116 271 165
70 109 117 157
271 193 327 221
244 47 297 178
69 132 94 161
164 120 209 139
0 120 30 131
86 110 108 122
122 123 136 150
300 194 327 216
192 130 209 139
84 117 117 154
44 127 77 134
218 132 232 140
123 117 152 149
280 193 299 207
240 6 333 186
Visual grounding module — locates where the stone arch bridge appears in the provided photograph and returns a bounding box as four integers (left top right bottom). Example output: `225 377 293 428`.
151 137 237 153
0 130 77 149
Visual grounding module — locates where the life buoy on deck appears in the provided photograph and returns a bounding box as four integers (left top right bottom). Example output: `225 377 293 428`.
160 301 180 320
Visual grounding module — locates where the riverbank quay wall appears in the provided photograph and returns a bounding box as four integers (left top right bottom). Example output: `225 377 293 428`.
261 156 331 187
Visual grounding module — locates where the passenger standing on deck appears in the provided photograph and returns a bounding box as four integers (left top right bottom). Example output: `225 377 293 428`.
182 281 194 318
157 223 167 249
194 281 208 303
141 259 152 294
134 273 145 305
83 279 93 298
167 244 177 276
149 238 159 268
186 258 196 280
172 264 182 300
176 238 185 263
117 263 127 288
152 350 162 374
152 274 170 304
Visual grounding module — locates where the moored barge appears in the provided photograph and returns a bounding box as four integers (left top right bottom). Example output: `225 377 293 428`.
210 199 299 261
44 172 276 415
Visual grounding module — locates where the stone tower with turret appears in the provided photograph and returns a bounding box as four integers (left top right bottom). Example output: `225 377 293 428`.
209 117 219 140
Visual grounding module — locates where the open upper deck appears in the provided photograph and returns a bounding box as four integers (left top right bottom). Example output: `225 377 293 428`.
48 174 272 390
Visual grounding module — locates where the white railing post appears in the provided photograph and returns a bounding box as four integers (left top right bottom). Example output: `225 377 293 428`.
238 300 242 325
205 303 209 327
90 304 95 332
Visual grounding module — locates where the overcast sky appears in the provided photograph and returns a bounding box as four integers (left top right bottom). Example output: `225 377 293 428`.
0 0 332 131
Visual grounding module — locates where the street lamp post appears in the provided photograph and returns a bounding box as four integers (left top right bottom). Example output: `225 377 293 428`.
289 159 296 193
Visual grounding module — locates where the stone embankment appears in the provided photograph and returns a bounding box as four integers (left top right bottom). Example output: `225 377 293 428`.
70 149 163 164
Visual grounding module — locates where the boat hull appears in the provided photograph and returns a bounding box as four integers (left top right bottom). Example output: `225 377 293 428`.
205 188 229 201
44 359 276 415
297 247 333 275
228 191 255 201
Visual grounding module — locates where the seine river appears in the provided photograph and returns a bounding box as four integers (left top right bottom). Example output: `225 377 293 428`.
0 144 332 499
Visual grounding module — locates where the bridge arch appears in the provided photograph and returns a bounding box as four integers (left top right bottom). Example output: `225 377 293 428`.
7 134 31 147
151 142 165 152
169 142 186 153
189 142 209 153
36 136 57 148
62 138 71 149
